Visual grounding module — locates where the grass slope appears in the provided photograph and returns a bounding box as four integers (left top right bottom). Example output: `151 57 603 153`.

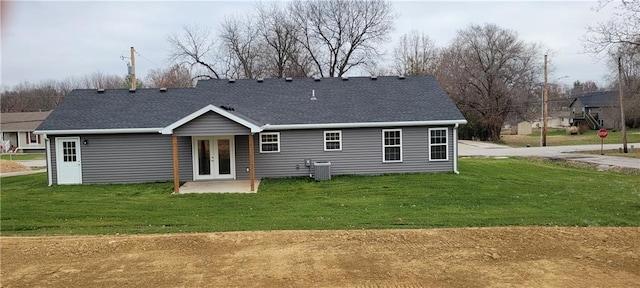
1 158 639 236
0 153 46 161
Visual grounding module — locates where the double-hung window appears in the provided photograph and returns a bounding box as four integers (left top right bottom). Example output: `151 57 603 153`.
429 128 448 161
27 132 40 144
382 129 402 162
259 132 280 153
324 131 342 151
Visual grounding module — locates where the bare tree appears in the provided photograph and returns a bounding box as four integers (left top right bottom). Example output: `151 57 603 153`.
145 64 194 88
168 25 222 79
256 3 310 78
288 0 395 77
569 80 600 96
1 81 66 112
585 1 640 129
393 31 438 76
80 71 126 89
585 0 640 54
219 15 264 79
1 71 134 112
436 24 541 141
605 46 640 128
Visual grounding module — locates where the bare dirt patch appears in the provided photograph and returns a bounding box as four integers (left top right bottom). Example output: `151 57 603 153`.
0 160 30 173
2 227 639 287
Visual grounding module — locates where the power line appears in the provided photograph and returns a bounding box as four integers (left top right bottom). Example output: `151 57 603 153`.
132 48 164 68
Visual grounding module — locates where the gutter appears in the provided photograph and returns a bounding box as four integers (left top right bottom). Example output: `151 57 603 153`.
34 128 162 135
44 134 53 186
262 120 468 131
453 123 460 174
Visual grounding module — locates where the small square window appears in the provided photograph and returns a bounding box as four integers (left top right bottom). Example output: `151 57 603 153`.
324 131 342 151
260 132 280 153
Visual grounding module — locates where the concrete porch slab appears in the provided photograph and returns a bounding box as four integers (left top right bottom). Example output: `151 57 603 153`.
178 180 260 194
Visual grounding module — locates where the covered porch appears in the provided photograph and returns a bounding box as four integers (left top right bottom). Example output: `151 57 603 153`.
161 105 262 194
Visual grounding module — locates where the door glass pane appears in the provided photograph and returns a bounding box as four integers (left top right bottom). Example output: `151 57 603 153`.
218 139 231 175
62 141 77 162
198 139 211 175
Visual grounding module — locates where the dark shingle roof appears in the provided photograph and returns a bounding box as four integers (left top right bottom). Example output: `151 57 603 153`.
571 91 620 108
37 76 465 132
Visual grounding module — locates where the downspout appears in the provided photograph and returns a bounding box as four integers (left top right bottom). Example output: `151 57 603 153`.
453 124 460 174
44 135 53 186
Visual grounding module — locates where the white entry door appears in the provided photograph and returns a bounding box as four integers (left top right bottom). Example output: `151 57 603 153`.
55 137 82 184
193 136 235 180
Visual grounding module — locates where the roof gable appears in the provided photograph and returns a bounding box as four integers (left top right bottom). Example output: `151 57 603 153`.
161 104 261 134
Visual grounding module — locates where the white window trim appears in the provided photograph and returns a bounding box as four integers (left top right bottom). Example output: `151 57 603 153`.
428 127 449 161
323 130 342 151
259 132 280 153
382 129 402 163
27 132 39 144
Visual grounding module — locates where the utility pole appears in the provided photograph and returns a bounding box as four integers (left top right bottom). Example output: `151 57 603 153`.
618 56 628 153
129 47 136 90
542 54 549 147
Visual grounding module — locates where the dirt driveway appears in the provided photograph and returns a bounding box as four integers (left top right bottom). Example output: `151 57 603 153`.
2 227 639 287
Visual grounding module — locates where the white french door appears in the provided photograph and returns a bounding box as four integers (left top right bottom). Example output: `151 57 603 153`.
192 136 235 180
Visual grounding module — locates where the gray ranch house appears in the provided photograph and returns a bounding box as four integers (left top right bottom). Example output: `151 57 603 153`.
35 76 467 193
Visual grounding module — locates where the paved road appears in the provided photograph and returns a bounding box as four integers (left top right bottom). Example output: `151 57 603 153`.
459 141 640 169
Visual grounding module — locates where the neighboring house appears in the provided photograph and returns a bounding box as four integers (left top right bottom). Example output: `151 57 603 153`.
1 111 52 153
35 76 467 192
569 91 620 129
531 111 571 129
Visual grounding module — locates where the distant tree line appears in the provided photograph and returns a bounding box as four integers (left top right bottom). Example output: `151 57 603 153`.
3 0 638 139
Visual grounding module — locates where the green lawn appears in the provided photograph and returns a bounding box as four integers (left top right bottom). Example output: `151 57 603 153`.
502 128 640 147
0 153 46 161
1 158 639 236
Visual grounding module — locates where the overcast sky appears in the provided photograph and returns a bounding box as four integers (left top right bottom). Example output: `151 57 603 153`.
1 1 617 89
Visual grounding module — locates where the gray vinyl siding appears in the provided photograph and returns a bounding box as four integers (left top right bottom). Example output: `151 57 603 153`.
50 134 193 184
174 111 250 136
234 126 454 180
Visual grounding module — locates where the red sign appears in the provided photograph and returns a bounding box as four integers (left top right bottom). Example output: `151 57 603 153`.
598 128 608 139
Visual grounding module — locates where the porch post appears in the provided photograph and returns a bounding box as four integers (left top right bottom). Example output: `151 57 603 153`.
172 136 180 194
249 133 255 192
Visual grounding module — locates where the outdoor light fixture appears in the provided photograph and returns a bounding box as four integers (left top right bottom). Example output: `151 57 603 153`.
82 139 89 145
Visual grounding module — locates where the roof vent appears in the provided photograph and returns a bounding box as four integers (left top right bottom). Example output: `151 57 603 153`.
159 87 167 92
285 77 293 82
398 75 405 80
313 76 321 82
97 88 105 94
342 76 349 81
228 78 235 83
129 88 136 93
220 105 235 111
257 78 264 83
370 76 377 80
